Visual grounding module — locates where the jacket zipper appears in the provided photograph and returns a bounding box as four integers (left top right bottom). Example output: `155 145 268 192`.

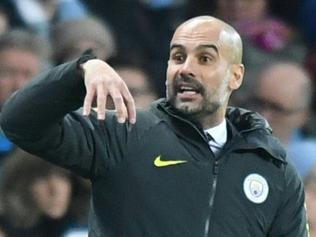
203 160 219 237
158 103 224 236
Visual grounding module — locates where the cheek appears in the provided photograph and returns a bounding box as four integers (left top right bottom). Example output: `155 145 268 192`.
165 66 178 89
166 64 174 82
0 78 16 91
31 183 49 207
202 71 225 90
58 181 72 201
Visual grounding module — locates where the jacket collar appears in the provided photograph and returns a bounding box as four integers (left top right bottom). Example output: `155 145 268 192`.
150 99 286 163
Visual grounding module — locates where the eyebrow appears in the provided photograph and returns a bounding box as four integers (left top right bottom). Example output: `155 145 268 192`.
170 44 184 51
170 44 219 55
197 44 219 55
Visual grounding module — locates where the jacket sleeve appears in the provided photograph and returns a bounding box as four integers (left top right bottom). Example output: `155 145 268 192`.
268 161 309 237
0 60 127 179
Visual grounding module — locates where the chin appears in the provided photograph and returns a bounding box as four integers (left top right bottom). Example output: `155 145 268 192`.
47 210 66 219
174 102 203 115
167 96 199 114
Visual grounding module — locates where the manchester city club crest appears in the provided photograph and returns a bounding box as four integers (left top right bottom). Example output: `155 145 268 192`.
243 173 269 204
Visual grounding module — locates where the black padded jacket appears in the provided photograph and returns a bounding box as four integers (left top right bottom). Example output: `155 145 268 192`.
0 60 309 237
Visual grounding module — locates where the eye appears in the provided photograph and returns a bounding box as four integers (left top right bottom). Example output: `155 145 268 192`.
171 53 185 64
199 55 213 64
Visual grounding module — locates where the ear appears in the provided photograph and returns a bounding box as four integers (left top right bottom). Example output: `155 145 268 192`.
229 64 244 90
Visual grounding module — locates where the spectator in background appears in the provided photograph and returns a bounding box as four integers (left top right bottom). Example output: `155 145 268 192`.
0 149 90 237
214 0 307 104
304 166 316 237
0 29 51 106
245 62 316 178
0 6 8 35
50 16 116 64
0 29 51 160
1 0 88 37
111 58 158 109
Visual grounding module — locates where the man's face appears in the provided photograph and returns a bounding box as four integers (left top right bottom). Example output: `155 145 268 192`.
166 21 234 117
0 48 41 106
31 174 72 219
249 67 308 144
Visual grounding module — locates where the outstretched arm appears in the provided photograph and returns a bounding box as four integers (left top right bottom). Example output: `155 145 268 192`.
0 57 136 178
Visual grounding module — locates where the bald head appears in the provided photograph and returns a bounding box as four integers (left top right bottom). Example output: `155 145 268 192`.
172 16 243 64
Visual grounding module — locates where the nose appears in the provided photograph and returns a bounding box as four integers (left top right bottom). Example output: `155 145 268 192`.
47 175 67 197
178 57 196 78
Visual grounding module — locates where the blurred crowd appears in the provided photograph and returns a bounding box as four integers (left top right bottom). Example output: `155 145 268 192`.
0 0 316 236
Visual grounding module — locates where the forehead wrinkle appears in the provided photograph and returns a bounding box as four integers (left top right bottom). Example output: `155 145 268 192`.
170 29 221 55
173 16 243 64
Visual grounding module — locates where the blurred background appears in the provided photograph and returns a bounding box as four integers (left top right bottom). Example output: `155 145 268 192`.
0 0 316 236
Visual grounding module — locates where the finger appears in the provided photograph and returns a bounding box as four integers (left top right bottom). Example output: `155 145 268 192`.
83 85 96 116
121 83 136 124
109 86 127 123
96 84 107 120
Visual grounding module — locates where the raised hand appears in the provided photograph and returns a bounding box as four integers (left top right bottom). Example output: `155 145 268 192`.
81 59 136 123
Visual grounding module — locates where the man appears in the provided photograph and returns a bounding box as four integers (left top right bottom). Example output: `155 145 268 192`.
0 16 308 236
50 16 116 65
246 62 316 178
0 29 50 159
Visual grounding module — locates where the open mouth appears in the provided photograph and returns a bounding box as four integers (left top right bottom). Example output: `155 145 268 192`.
176 83 202 95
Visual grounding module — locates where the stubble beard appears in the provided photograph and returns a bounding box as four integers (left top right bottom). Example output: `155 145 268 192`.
166 73 231 122
168 91 221 119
